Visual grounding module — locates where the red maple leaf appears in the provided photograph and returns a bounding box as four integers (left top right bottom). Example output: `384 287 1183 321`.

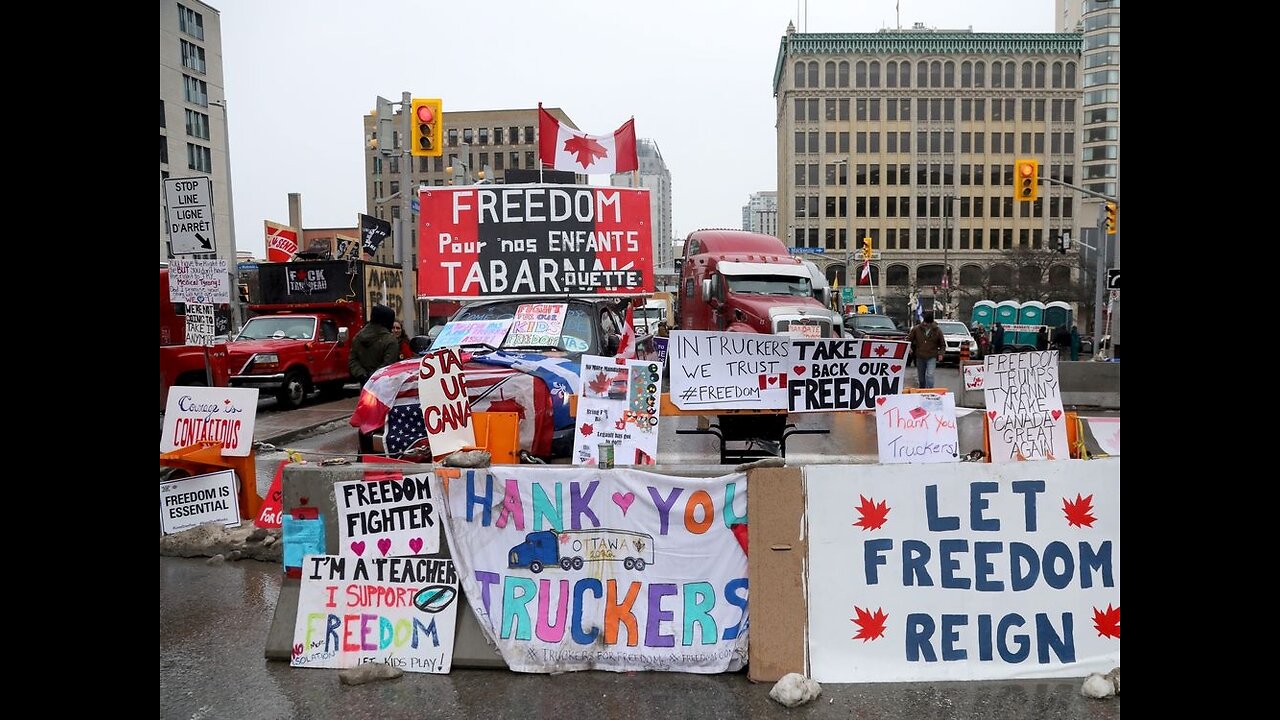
853 495 890 531
562 135 609 168
580 422 594 436
1062 493 1097 528
588 371 611 395
1092 604 1120 639
851 606 888 642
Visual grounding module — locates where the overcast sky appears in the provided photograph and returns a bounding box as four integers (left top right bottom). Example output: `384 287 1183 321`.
212 0 1054 258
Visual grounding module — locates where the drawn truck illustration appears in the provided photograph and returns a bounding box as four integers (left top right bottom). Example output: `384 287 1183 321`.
508 529 656 573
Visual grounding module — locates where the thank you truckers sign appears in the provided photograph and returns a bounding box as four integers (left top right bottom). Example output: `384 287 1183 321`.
417 184 654 297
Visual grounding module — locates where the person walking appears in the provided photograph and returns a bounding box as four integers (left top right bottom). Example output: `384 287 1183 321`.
1070 325 1082 361
1053 325 1071 360
349 305 401 454
992 322 1005 354
907 310 946 389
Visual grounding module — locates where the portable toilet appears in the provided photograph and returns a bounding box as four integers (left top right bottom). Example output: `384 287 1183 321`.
1044 301 1072 334
994 301 1020 345
1016 301 1046 348
971 300 996 329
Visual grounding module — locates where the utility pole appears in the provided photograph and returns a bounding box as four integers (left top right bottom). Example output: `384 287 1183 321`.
210 99 241 334
942 194 955 319
399 91 416 334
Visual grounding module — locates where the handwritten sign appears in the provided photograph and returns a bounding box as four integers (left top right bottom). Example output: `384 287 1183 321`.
265 220 298 263
806 460 1120 682
874 393 959 463
669 330 791 409
184 302 216 346
506 303 567 348
292 555 460 673
963 363 987 390
787 339 909 412
167 259 229 304
982 351 1068 462
430 319 513 351
159 469 241 534
417 350 475 458
160 386 259 456
335 473 440 558
572 355 663 465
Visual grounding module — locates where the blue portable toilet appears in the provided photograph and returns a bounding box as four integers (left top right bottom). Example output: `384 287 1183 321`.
1044 301 1072 334
971 300 996 329
1016 301 1046 348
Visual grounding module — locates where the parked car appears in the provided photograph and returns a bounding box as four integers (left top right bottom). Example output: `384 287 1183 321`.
350 297 630 461
844 313 912 362
936 320 979 366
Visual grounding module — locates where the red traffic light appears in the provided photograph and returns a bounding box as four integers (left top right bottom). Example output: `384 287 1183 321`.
416 104 435 124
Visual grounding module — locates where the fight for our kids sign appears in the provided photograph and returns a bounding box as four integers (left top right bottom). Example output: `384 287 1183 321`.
292 555 461 673
334 474 441 559
805 459 1120 683
436 466 749 673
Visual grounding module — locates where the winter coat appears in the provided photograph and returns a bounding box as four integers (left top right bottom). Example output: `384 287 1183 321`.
908 321 946 359
348 323 400 383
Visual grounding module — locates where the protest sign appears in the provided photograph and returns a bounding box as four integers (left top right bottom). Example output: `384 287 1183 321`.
982 351 1068 462
572 355 663 465
184 302 216 346
436 467 749 673
159 469 241 534
507 303 567 348
806 459 1120 682
292 554 460 673
962 363 987 391
160 386 259 456
875 392 960 463
787 338 909 412
430 319 513 350
669 330 791 410
334 473 441 558
417 349 475 458
167 259 230 304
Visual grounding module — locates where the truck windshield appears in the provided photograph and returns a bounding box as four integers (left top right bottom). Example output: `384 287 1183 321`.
452 301 597 356
725 275 812 297
237 317 316 340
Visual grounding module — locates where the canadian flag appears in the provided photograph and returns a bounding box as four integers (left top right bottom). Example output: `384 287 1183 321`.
616 304 636 359
538 104 638 175
859 259 872 285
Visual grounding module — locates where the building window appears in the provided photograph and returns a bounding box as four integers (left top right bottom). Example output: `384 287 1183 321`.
183 75 208 107
186 143 211 172
180 40 206 73
525 151 534 168
974 61 985 88
930 61 942 87
478 128 489 145
510 151 520 169
494 152 504 170
867 61 877 87
463 128 474 144
160 135 168 164
184 109 209 140
944 61 955 87
178 4 204 40
826 61 838 87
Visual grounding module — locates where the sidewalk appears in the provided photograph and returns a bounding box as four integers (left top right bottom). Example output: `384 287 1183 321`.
253 394 359 446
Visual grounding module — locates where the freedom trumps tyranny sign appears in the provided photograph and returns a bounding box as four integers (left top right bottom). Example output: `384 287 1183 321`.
805 459 1119 683
436 467 749 673
417 184 653 297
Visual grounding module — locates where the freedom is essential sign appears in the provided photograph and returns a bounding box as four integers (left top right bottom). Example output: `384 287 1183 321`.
417 184 654 297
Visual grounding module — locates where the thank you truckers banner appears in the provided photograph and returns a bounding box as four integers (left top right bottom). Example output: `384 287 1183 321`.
435 467 749 673
417 184 654 297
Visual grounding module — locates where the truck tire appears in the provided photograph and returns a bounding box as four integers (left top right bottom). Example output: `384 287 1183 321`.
634 558 647 571
529 560 544 574
559 557 573 571
571 557 584 570
277 370 308 409
624 558 635 570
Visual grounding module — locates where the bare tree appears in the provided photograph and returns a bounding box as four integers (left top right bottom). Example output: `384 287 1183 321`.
954 247 1096 326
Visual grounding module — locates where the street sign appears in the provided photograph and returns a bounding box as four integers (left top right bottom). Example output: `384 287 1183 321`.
164 177 216 255
1106 268 1120 290
841 287 853 303
788 247 825 254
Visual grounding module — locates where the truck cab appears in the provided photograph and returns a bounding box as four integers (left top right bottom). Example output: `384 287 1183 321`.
224 305 357 408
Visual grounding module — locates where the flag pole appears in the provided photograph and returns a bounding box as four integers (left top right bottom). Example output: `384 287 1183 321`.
537 103 544 184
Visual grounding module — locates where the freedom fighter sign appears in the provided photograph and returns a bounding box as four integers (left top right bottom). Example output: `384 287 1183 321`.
417 184 653 298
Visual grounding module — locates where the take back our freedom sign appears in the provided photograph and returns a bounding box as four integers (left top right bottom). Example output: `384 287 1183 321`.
417 184 653 298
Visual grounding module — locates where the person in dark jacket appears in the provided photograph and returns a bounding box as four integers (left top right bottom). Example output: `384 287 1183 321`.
1070 325 1082 361
349 304 400 385
1036 326 1049 352
991 323 1005 354
1053 325 1072 360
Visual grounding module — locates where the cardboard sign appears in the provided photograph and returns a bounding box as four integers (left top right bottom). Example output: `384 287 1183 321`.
786 339 909 412
255 461 287 529
417 184 654 297
430 319 513 351
292 555 460 673
167 259 230 304
334 473 441 558
265 220 298 262
806 460 1120 683
572 355 663 465
160 386 259 456
184 302 216 346
669 330 792 410
982 351 1069 462
963 363 987 390
416 350 475 458
874 393 960 463
506 303 567 348
159 469 241 534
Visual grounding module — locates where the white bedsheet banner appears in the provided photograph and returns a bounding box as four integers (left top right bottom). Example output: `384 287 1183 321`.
436 467 749 673
806 459 1119 683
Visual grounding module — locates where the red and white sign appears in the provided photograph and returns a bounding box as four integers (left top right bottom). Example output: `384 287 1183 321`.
161 386 259 456
417 349 475 458
417 184 653 298
538 105 638 175
265 220 298 263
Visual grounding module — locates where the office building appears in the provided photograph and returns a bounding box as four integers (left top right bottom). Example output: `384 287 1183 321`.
742 191 779 236
612 138 674 274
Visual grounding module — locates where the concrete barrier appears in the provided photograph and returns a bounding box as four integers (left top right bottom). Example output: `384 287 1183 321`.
959 359 1120 409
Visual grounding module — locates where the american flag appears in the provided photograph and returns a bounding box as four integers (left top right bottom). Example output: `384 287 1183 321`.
385 400 431 456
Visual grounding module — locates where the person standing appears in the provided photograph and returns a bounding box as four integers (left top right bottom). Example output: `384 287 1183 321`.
907 310 946 389
1070 325 1082 361
992 322 1005 354
350 305 401 454
1053 325 1071 360
1036 326 1050 352
392 320 414 360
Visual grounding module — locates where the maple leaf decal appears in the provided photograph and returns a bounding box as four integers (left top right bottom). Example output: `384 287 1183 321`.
580 422 594 436
588 371 611 395
1092 604 1120 639
563 135 609 168
851 606 888 642
852 495 890 531
1062 493 1097 528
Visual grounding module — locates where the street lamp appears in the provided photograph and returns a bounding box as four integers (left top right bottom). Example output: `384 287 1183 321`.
941 194 955 319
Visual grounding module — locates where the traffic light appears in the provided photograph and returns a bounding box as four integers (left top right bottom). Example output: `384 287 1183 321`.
1015 159 1039 202
410 98 442 158
862 236 872 260
375 96 395 156
1105 202 1117 234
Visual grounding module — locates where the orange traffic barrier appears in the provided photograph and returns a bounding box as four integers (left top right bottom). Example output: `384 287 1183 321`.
960 343 970 363
472 411 520 464
160 441 261 520
904 387 950 394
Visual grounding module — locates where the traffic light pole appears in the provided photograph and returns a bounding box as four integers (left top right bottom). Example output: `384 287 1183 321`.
1040 176 1117 346
399 91 416 335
